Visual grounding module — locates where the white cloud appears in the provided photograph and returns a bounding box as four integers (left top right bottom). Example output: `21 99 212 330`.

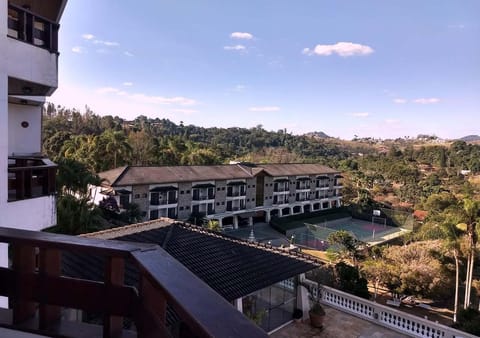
249 106 280 112
71 46 85 53
234 84 246 91
413 98 440 104
123 82 133 86
82 34 94 40
230 32 253 40
385 118 400 124
302 42 374 57
350 112 370 117
224 45 246 51
448 24 465 29
96 87 120 94
96 87 196 106
171 109 198 115
393 98 407 104
93 39 119 47
123 51 134 57
129 93 196 106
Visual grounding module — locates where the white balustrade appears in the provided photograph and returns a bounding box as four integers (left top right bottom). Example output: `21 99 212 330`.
305 281 476 338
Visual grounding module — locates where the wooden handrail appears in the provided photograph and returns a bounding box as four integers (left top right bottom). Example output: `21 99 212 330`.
0 227 268 338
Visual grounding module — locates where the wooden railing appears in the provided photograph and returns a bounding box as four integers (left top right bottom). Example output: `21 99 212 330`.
7 3 59 53
8 156 57 202
0 227 268 338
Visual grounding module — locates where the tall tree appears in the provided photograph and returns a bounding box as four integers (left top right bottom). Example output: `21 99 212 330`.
102 129 132 169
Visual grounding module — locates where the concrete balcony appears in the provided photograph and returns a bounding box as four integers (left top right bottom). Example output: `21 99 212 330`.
0 226 267 338
8 156 56 202
7 4 60 95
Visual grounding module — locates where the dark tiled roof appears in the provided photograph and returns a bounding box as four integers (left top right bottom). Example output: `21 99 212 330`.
98 163 339 187
99 165 253 186
256 163 339 176
63 222 319 302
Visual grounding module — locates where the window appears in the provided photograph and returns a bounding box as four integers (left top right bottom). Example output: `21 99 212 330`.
134 194 140 198
119 195 130 209
150 193 159 205
150 209 159 220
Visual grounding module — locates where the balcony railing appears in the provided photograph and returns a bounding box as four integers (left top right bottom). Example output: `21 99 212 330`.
227 191 246 197
304 281 477 338
150 199 178 206
0 226 267 338
7 3 59 53
8 156 57 202
192 195 215 201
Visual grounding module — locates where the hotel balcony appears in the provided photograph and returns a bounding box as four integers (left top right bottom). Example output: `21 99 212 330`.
0 226 267 338
8 155 56 202
7 2 66 95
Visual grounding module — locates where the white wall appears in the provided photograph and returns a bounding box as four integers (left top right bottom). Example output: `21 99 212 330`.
0 0 8 205
8 103 42 155
6 39 58 90
1 196 57 231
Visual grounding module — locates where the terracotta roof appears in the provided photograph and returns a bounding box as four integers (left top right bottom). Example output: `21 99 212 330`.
98 163 339 187
413 210 428 221
68 220 320 302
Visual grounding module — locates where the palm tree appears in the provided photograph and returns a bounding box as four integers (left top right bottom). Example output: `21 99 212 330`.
461 198 479 308
102 129 132 168
441 222 463 322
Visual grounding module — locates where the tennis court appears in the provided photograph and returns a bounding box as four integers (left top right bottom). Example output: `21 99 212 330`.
292 217 410 250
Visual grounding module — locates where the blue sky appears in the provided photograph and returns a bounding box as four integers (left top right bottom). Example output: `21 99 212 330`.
51 0 480 140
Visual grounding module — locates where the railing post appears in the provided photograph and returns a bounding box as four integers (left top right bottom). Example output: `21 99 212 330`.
104 256 125 338
136 274 168 338
39 248 61 329
12 244 36 324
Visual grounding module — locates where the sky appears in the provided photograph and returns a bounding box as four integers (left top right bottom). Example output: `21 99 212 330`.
50 0 480 140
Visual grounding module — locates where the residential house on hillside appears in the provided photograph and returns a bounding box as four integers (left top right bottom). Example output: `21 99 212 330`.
66 219 320 333
93 163 343 228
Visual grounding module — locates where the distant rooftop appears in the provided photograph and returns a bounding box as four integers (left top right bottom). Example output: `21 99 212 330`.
98 163 340 186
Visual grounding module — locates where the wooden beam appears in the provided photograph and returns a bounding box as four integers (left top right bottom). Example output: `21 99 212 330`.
12 244 36 324
38 248 61 330
0 268 136 316
103 256 125 338
135 275 168 338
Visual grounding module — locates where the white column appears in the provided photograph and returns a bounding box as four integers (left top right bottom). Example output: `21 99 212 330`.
233 216 239 229
218 218 223 227
0 5 9 308
234 297 243 313
266 211 271 222
297 284 310 320
248 216 253 226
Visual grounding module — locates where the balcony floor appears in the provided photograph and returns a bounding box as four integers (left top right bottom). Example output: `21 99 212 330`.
0 328 49 338
271 305 408 338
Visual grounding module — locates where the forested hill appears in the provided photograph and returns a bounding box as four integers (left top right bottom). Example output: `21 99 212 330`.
43 103 480 184
42 104 375 172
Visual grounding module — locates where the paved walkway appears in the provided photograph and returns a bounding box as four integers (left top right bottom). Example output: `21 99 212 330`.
270 305 408 338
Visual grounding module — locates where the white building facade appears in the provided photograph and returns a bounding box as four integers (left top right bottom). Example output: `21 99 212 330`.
0 0 67 306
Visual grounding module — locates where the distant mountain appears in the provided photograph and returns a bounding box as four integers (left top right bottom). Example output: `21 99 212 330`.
459 135 480 142
305 131 330 139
